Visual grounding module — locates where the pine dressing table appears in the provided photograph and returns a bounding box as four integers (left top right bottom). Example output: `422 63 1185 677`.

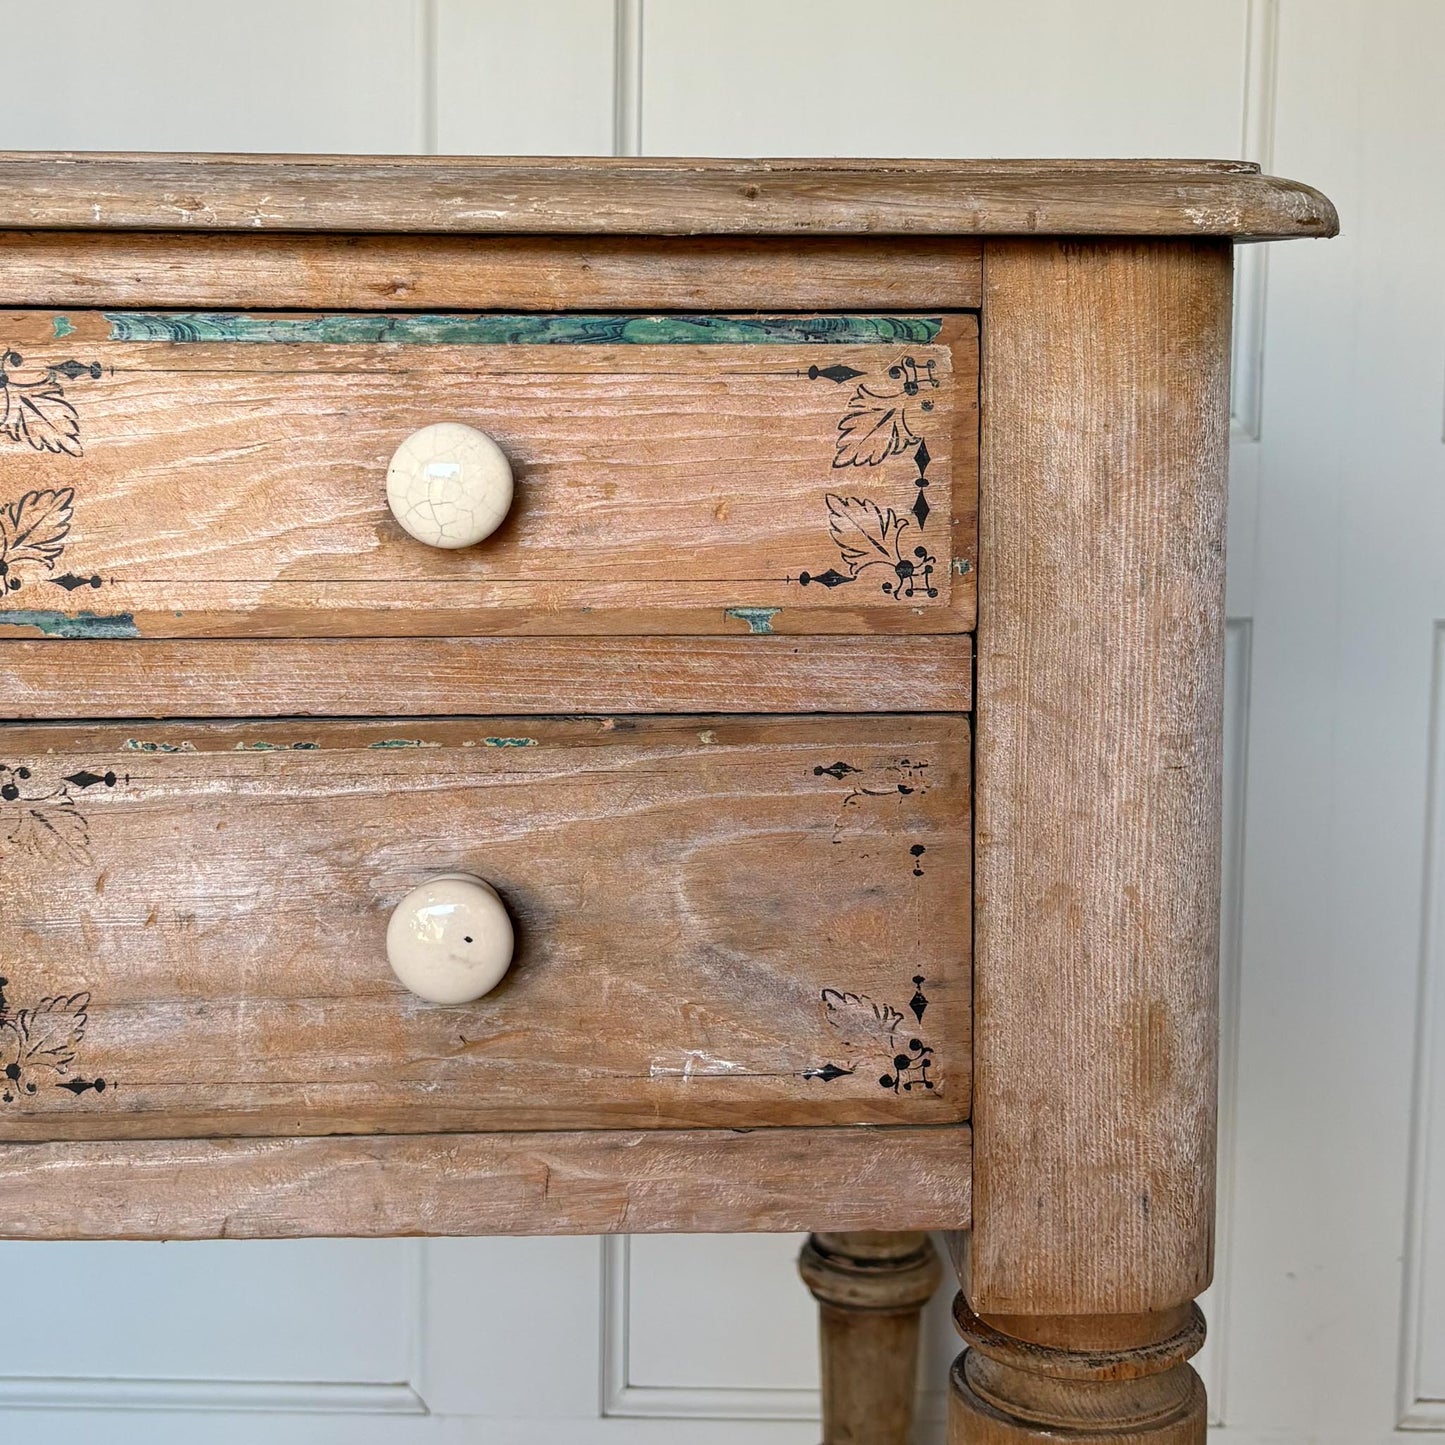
0 155 1336 1443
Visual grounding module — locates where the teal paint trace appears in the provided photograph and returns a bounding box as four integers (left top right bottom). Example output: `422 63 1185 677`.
482 736 537 748
102 312 943 347
123 739 195 753
51 315 74 338
368 739 436 750
232 740 320 751
725 606 780 635
0 609 137 639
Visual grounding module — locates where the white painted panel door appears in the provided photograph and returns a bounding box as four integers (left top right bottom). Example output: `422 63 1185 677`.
0 3 1438 1442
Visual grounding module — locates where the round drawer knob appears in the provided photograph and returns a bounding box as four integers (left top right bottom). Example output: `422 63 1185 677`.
386 873 514 1004
386 422 514 548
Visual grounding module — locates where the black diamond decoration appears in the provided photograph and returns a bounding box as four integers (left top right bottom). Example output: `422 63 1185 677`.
807 363 864 384
49 573 103 591
64 770 117 790
911 491 931 528
914 438 932 475
48 360 101 381
909 975 929 1023
804 1063 854 1083
799 568 854 589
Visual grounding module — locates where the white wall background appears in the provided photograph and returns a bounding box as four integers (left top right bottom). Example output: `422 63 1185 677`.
0 2 1437 1441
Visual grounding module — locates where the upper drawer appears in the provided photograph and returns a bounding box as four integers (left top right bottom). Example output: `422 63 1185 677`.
0 310 976 639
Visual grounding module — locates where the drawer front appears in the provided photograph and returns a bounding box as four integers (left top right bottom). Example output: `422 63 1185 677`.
0 715 970 1140
0 310 976 638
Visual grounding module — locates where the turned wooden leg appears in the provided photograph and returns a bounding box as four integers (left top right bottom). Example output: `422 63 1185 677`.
799 1230 941 1445
948 1295 1207 1443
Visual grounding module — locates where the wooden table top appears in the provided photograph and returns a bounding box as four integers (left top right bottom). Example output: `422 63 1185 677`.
0 153 1338 241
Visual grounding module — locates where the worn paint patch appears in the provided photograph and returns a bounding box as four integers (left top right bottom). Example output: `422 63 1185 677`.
123 739 195 753
482 736 537 748
51 315 75 338
649 1052 751 1080
725 606 779 635
103 311 943 347
952 558 972 576
0 610 138 639
368 738 438 750
232 740 320 751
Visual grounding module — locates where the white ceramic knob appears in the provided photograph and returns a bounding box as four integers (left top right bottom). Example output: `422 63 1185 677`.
386 873 514 1004
386 422 514 548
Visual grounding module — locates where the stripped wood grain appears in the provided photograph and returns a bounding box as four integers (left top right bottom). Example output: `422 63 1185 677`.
0 310 976 637
0 715 970 1141
0 635 973 718
0 154 1337 240
967 239 1232 1318
0 231 984 311
0 1123 972 1239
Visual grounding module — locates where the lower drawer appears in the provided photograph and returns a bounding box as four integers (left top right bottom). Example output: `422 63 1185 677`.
0 715 970 1141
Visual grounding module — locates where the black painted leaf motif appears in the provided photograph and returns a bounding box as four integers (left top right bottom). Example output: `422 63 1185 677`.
0 377 82 455
821 989 903 1054
0 977 105 1104
0 487 74 572
5 992 89 1074
835 390 919 467
5 797 91 864
825 494 907 577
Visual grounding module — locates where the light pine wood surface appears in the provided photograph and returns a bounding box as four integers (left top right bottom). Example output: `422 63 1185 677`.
967 238 1233 1320
0 231 986 312
0 715 970 1140
0 154 1337 240
0 310 976 637
0 635 973 718
0 1123 972 1239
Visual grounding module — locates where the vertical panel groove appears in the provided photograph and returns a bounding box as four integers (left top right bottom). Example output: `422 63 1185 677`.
613 0 644 157
417 0 438 154
1201 617 1255 1425
1232 0 1280 439
1398 624 1445 1429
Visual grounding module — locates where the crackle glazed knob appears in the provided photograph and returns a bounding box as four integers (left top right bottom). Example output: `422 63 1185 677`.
386 422 514 548
386 874 514 1004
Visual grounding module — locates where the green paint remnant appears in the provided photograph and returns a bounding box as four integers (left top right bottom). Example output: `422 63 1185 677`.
0 610 138 639
952 558 972 576
367 738 438 750
232 740 320 751
725 606 779 635
123 739 196 753
52 315 75 338
482 736 537 748
103 312 943 347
